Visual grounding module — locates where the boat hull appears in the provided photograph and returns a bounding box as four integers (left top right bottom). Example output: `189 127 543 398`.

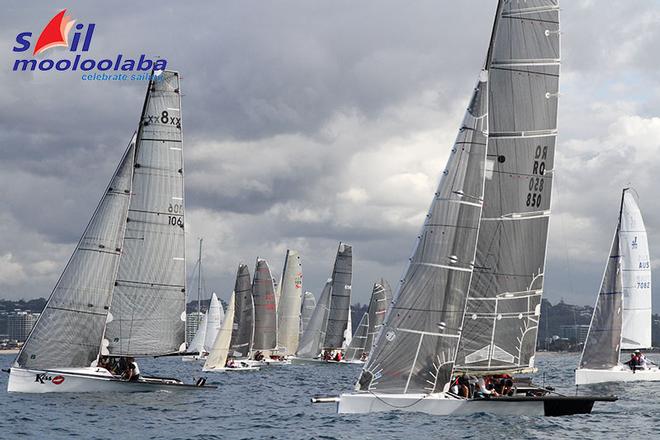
575 366 660 385
290 357 354 365
335 392 616 416
203 366 260 372
7 367 214 393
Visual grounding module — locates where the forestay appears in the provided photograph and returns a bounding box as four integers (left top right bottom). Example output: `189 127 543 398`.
204 293 236 370
252 259 278 351
229 264 254 358
619 189 652 349
324 243 352 349
297 280 331 358
277 250 303 355
106 71 187 356
455 0 560 374
357 72 488 393
16 139 136 369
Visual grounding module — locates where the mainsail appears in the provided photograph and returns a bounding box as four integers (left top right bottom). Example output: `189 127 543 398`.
579 231 623 369
454 0 560 374
106 71 187 356
204 293 235 370
252 259 278 351
229 264 254 358
300 291 317 338
297 280 331 358
277 250 303 355
346 314 369 361
203 293 224 352
16 138 136 369
619 189 652 349
186 310 208 354
364 281 390 354
324 242 353 349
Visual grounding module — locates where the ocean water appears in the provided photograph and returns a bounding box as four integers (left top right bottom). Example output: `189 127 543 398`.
0 351 658 439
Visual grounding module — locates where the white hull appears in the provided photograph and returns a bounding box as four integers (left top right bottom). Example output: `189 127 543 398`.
7 367 211 393
290 357 354 365
203 366 260 372
263 358 292 366
335 392 611 416
576 365 660 385
182 354 207 363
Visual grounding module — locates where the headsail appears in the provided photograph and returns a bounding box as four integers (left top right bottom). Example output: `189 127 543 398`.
454 0 560 374
579 228 623 369
16 138 136 369
619 189 652 349
252 259 277 351
346 313 369 362
204 293 235 370
186 310 208 354
277 250 303 355
229 264 254 358
299 291 317 338
203 293 224 353
106 70 187 356
297 280 331 358
324 242 352 349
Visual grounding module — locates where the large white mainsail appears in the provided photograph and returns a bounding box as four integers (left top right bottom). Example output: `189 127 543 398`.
619 190 652 349
229 264 254 358
15 137 136 370
453 0 560 374
204 293 236 371
252 259 278 352
324 242 352 350
277 250 303 356
105 71 187 356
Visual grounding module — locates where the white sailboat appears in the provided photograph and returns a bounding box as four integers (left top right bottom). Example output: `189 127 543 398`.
8 70 213 393
183 292 224 362
344 281 392 364
203 294 260 372
293 242 352 364
276 250 303 358
251 258 282 365
576 188 659 385
315 0 615 415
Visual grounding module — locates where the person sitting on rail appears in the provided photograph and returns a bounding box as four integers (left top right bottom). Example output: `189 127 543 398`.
626 352 640 372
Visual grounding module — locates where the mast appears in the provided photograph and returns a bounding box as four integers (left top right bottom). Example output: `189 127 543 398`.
197 238 203 322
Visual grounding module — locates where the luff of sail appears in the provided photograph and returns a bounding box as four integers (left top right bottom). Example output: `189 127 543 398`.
277 250 303 355
252 259 278 351
357 74 488 393
297 280 331 358
16 137 136 369
454 0 560 374
105 70 187 356
579 227 623 369
324 243 352 349
620 189 652 349
299 291 316 338
204 293 236 370
229 264 254 358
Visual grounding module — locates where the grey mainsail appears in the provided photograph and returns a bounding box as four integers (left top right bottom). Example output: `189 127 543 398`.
106 71 187 357
365 282 390 354
346 313 369 361
277 250 303 355
454 0 560 374
358 72 488 393
297 280 331 358
229 264 254 358
16 137 136 369
252 258 278 351
324 242 352 349
299 291 316 338
579 232 622 369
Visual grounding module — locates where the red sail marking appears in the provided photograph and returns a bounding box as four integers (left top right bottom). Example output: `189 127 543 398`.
33 10 75 56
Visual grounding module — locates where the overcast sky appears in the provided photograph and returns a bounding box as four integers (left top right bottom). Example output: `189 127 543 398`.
1 1 660 311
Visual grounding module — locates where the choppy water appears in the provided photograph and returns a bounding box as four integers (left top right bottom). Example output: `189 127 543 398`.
0 352 658 439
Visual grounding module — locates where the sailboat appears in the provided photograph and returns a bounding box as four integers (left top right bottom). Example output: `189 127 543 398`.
299 291 317 339
293 242 352 364
228 264 256 361
8 70 213 393
344 280 392 364
277 250 303 358
183 292 224 362
576 188 658 385
203 294 260 372
314 1 615 415
251 258 283 364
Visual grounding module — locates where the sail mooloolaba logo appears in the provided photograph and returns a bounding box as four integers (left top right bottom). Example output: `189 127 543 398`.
11 9 167 76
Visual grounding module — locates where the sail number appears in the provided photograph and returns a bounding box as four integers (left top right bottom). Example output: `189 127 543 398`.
168 203 183 214
168 216 184 227
144 110 181 126
637 281 651 289
526 145 547 208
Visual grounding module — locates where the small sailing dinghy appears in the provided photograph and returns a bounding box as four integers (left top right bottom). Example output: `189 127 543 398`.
314 0 615 415
293 242 353 364
203 294 260 372
576 188 659 385
7 70 214 393
183 292 224 362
